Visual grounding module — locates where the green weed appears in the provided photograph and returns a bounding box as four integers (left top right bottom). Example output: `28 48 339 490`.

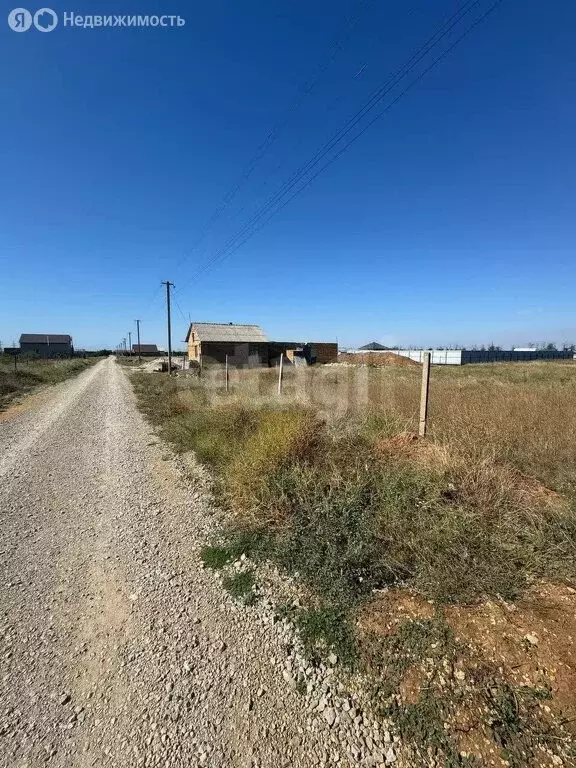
221 570 257 603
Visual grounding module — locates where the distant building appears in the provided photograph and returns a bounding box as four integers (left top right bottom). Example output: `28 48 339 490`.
132 344 159 355
185 322 338 367
186 323 268 367
358 342 388 351
19 334 73 357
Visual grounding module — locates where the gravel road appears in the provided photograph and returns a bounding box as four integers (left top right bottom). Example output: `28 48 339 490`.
0 358 371 768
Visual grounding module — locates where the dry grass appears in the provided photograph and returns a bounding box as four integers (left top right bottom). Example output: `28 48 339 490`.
190 360 576 493
132 361 576 603
130 360 576 765
0 355 99 410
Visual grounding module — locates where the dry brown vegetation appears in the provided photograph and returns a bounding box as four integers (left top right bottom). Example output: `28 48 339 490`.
0 355 98 410
130 360 576 766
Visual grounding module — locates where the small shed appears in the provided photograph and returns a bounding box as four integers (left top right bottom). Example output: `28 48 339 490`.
19 334 73 357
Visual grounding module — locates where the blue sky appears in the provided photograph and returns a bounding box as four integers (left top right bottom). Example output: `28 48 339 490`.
1 0 575 350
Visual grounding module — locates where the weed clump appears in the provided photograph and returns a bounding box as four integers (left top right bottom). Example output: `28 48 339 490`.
221 570 257 604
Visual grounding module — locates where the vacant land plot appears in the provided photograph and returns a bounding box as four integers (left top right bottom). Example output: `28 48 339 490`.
0 355 99 410
130 361 576 766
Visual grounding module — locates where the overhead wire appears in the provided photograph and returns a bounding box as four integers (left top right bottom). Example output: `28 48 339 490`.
171 286 189 326
171 0 376 274
179 0 503 290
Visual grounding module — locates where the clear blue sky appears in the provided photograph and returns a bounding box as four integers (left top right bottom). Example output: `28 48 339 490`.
1 0 575 350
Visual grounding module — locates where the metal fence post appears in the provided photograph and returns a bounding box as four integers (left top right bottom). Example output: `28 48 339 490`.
225 354 229 393
418 352 431 438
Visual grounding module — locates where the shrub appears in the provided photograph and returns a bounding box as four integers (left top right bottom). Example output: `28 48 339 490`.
222 408 321 524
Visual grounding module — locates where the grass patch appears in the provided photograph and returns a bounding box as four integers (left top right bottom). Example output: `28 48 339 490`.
0 356 99 409
221 570 257 603
131 367 576 607
200 545 234 570
131 368 576 608
116 357 142 366
296 606 358 667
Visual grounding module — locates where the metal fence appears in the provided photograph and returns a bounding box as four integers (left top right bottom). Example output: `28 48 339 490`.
382 349 573 366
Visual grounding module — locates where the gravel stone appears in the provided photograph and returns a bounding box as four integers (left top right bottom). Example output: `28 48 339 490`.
0 359 403 767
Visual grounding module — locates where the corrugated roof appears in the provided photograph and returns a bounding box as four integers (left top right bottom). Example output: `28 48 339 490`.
20 334 72 344
132 344 158 352
187 323 268 343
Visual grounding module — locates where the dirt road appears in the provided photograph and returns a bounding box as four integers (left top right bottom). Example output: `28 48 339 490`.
0 358 348 768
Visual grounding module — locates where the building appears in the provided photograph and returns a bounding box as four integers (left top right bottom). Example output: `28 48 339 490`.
186 323 269 367
185 322 339 367
358 342 387 351
19 334 73 357
132 344 159 355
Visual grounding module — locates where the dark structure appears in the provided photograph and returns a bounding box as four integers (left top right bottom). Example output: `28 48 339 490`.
358 341 387 351
19 334 73 357
132 344 159 355
186 323 269 367
185 323 338 367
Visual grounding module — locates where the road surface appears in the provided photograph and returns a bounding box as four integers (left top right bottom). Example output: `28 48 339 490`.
0 358 348 768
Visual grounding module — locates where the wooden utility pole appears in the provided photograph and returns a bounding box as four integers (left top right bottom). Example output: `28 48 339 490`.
135 319 141 364
277 353 284 395
162 281 174 374
418 352 431 438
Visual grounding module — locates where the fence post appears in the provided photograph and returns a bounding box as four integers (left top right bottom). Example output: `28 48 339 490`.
277 353 284 395
418 352 431 438
225 354 229 393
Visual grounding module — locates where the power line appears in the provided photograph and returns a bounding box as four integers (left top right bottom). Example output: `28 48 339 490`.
171 0 376 275
172 287 189 327
180 0 503 290
140 282 164 320
187 0 485 282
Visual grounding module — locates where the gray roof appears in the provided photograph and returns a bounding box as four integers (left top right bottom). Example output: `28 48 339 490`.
358 341 387 351
20 334 72 344
187 323 267 343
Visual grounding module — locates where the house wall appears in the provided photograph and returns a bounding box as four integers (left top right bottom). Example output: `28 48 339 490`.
187 337 200 361
306 342 338 364
20 342 72 358
199 341 268 368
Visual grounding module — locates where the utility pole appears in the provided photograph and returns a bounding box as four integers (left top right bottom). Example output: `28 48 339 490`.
135 319 141 364
162 281 174 374
128 331 132 355
123 338 126 354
